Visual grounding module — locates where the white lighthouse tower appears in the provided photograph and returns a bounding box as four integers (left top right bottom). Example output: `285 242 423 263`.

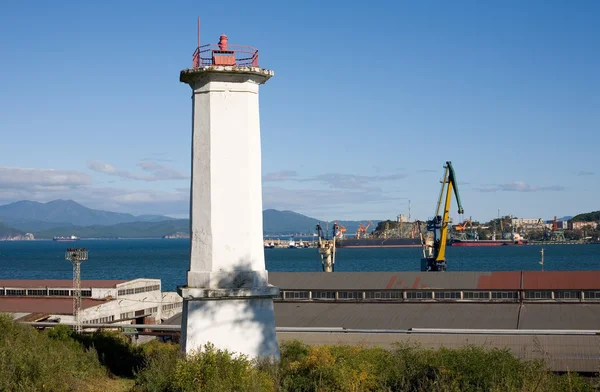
178 31 280 359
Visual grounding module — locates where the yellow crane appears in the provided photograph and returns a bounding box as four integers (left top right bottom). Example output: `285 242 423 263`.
421 161 464 272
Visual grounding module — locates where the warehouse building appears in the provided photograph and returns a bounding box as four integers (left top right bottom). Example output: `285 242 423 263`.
0 278 182 324
161 271 600 372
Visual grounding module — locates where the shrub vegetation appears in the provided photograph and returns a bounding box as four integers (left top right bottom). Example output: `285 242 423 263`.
0 315 596 392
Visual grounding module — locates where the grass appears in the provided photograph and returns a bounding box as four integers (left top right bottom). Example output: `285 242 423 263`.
0 314 597 392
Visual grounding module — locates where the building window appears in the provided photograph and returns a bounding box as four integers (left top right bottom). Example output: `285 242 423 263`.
81 290 92 297
554 291 580 299
524 291 552 299
491 291 518 299
463 291 489 300
406 291 433 300
49 289 70 296
120 311 134 320
5 289 26 296
118 284 161 296
283 291 310 300
364 291 381 299
364 291 403 300
338 291 363 300
313 291 335 300
162 302 183 311
0 289 4 296
26 289 46 296
584 291 600 299
436 291 461 299
86 315 115 324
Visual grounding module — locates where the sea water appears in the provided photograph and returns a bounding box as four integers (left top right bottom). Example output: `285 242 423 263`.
0 239 599 291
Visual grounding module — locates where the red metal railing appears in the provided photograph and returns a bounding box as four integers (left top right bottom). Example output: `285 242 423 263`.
192 43 259 68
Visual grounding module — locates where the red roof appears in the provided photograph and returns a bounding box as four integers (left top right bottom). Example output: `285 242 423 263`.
477 272 521 290
523 271 600 290
0 297 108 315
0 280 127 288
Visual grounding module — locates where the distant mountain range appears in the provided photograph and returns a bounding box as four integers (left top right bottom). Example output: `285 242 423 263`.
261 209 373 236
0 200 171 232
0 221 25 240
0 200 374 239
0 199 587 240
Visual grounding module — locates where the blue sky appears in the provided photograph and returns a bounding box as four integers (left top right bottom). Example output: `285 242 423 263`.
0 0 598 222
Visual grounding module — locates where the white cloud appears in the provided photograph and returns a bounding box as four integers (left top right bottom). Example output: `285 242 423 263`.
262 170 299 182
88 160 188 181
577 171 594 176
0 166 91 188
137 161 187 180
0 165 189 217
474 181 566 193
262 186 406 212
262 170 409 190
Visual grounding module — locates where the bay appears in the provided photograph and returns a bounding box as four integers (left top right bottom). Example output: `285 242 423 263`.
0 239 599 291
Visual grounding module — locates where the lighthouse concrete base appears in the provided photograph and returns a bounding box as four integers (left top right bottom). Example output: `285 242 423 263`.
179 286 280 360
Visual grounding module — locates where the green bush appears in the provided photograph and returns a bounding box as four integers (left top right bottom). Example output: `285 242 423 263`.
133 340 180 392
0 313 107 392
172 343 274 392
0 315 595 392
275 340 594 392
77 330 145 377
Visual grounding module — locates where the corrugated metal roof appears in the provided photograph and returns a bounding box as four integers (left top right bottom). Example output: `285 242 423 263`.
519 303 600 330
476 272 521 290
269 271 600 291
0 298 107 315
0 280 127 288
523 271 600 290
274 302 519 330
269 272 492 291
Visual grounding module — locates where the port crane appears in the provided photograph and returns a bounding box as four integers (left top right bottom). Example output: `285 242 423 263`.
421 161 464 272
549 216 566 242
356 221 374 239
334 221 347 239
316 223 336 272
453 218 472 232
452 217 478 241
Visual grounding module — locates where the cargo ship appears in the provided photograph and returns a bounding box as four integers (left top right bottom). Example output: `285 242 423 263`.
336 238 421 248
449 239 528 246
53 235 80 242
449 232 527 247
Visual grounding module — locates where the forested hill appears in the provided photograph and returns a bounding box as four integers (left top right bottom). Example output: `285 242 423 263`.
570 211 600 222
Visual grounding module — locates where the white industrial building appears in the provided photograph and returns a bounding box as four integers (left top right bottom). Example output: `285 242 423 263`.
511 218 543 229
0 278 182 325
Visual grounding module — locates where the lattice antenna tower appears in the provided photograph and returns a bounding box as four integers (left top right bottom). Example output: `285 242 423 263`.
65 248 88 333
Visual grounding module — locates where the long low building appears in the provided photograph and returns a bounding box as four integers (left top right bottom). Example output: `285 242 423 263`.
266 271 600 372
0 278 182 324
266 271 600 330
269 271 600 302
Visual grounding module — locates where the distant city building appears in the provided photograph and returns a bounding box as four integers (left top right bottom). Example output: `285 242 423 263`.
0 278 182 325
511 218 543 229
569 221 598 230
397 214 409 223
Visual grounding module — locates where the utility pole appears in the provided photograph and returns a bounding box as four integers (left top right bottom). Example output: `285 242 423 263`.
65 248 88 334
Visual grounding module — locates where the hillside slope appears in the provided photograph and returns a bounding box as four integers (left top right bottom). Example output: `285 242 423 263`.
570 211 600 222
0 200 172 229
34 219 189 239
